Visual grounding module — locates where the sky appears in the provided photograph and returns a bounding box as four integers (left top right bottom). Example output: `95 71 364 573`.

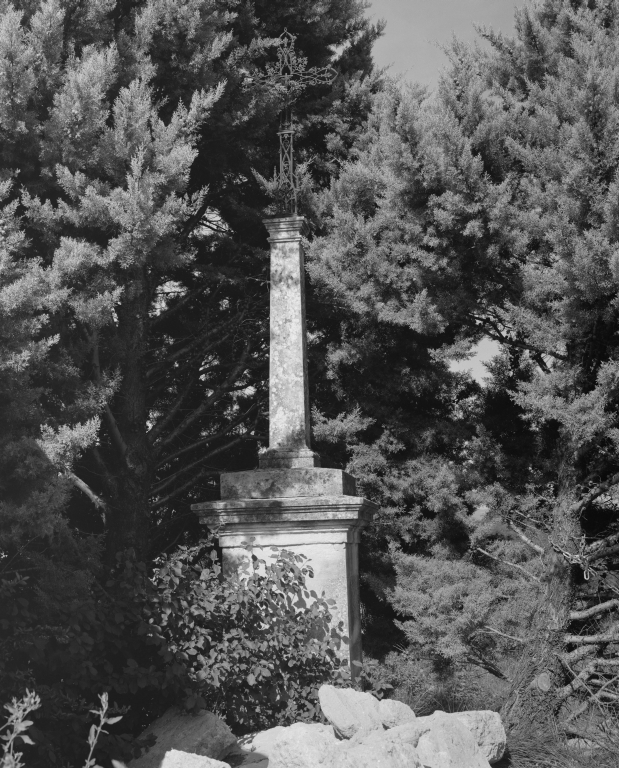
367 0 522 87
365 1 522 379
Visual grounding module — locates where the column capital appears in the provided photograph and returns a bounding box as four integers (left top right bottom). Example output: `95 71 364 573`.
263 215 309 241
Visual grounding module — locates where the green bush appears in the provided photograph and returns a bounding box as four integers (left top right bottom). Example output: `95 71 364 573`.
151 542 348 731
0 539 346 766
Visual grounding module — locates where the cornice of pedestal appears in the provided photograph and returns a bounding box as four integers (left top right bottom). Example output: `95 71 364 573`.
192 494 376 528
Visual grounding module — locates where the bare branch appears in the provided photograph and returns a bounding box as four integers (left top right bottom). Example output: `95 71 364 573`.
586 531 619 560
573 474 619 518
564 622 619 645
475 314 566 368
157 405 259 467
508 521 545 555
153 343 251 451
476 547 541 582
570 599 619 622
152 435 246 496
147 315 241 381
149 284 207 329
561 645 600 665
147 364 200 445
479 625 526 644
66 472 107 521
557 660 597 700
151 468 219 510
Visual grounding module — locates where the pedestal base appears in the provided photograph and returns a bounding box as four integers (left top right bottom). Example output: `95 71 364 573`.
192 495 375 669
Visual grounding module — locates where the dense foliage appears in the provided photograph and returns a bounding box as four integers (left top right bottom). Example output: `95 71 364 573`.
0 542 344 765
309 0 619 752
5 0 619 763
0 0 378 763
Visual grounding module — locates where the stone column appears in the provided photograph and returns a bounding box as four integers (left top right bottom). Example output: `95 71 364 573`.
260 216 318 470
192 215 376 672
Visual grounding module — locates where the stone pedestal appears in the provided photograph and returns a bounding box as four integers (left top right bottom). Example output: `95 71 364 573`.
192 215 376 671
193 483 375 665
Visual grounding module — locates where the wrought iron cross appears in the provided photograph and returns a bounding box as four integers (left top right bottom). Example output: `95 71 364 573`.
259 30 336 215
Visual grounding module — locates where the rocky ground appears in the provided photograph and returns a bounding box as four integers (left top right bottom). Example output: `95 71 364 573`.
128 685 507 768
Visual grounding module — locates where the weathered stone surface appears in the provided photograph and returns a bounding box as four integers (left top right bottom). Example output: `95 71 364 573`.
378 698 416 729
160 750 230 768
452 710 506 764
251 723 337 768
411 711 491 768
220 467 356 500
333 727 423 768
262 216 313 464
129 709 237 768
318 685 382 738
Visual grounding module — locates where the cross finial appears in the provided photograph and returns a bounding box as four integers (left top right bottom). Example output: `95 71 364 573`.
259 30 336 214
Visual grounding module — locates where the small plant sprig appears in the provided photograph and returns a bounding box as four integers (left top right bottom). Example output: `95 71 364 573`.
0 692 128 768
0 691 40 768
84 692 126 768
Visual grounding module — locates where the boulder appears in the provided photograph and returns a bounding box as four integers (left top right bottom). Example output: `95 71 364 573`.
451 711 506 764
332 727 423 768
129 708 237 768
251 722 337 768
317 685 382 738
378 699 416 729
160 750 231 768
411 711 491 768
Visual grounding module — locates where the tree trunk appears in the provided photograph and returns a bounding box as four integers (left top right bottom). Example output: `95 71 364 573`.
104 266 153 564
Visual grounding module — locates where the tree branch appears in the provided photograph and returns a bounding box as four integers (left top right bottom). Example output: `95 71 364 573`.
157 405 259 467
66 471 107 521
149 284 207 329
570 599 619 622
147 363 201 445
557 660 597 700
152 435 246 496
479 625 526 644
564 622 619 645
476 547 541 582
146 316 240 381
152 342 251 452
561 645 600 665
573 474 619 518
586 531 619 560
508 521 545 555
151 468 219 510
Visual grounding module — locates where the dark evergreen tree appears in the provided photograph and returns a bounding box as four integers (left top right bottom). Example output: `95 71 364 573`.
310 0 619 745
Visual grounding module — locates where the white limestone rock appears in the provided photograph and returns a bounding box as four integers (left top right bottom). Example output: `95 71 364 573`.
333 727 423 768
129 708 237 768
411 711 491 768
452 711 506 764
160 750 230 768
318 684 382 738
378 699 416 729
251 722 337 768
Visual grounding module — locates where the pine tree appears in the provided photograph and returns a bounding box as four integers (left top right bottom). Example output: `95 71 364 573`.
311 0 619 742
0 0 382 566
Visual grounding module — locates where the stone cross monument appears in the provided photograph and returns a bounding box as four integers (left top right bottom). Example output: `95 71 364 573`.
192 32 376 669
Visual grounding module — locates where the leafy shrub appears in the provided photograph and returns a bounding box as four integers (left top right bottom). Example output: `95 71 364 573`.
0 539 345 766
151 541 348 732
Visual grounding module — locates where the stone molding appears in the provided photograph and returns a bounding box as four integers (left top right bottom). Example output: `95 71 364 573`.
263 215 309 242
193 495 376 526
220 467 357 499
